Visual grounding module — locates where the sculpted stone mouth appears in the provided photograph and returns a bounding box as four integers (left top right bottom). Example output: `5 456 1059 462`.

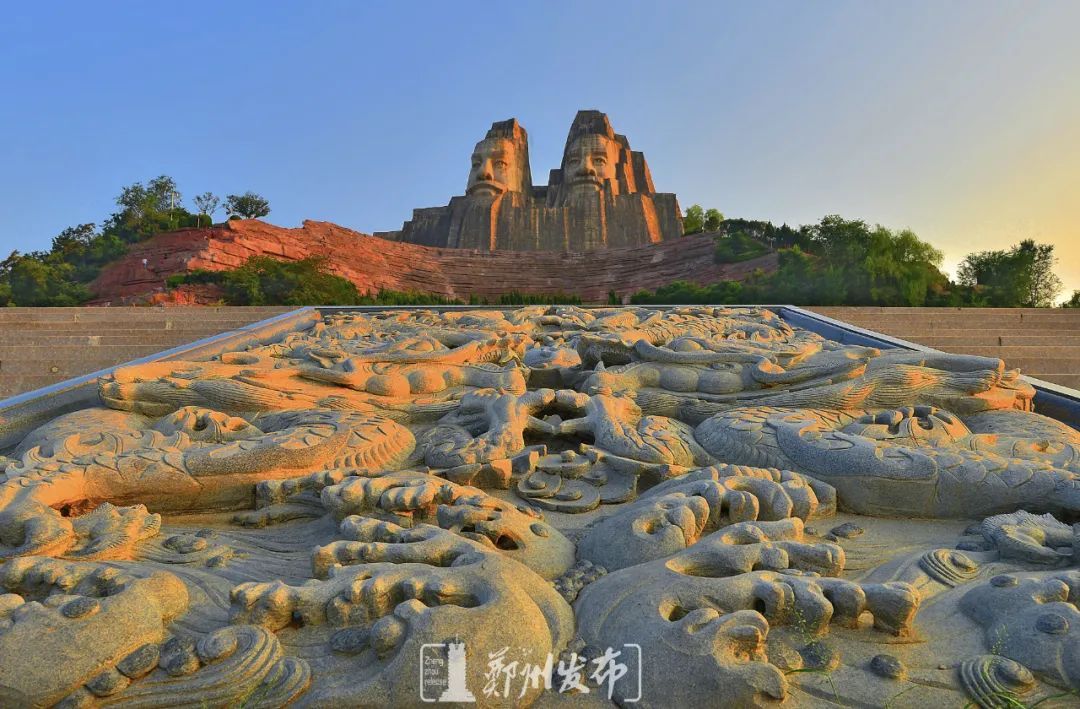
569 176 603 189
466 181 505 196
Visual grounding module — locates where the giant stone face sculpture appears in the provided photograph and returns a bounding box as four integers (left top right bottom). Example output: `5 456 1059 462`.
377 110 684 250
466 120 532 198
559 133 621 199
2 305 1079 706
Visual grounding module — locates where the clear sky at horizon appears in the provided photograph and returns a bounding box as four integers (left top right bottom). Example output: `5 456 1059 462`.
2 1 1078 299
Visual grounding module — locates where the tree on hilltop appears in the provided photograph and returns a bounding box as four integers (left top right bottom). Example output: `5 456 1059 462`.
225 192 271 220
703 208 724 232
117 175 181 219
108 175 195 240
683 205 724 235
683 205 704 235
193 192 220 227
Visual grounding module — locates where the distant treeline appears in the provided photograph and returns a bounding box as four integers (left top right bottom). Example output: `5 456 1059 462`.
1 176 1075 308
639 211 1071 308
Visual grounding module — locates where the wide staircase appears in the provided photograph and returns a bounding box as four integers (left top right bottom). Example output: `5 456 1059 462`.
0 306 294 400
809 307 1080 390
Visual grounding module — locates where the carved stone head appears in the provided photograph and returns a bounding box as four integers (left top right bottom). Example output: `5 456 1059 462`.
561 133 621 197
551 110 657 206
466 119 531 197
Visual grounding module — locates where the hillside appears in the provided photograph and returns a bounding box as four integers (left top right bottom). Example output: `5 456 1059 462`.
90 219 777 304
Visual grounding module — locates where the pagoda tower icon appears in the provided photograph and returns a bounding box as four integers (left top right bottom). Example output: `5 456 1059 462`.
439 641 476 702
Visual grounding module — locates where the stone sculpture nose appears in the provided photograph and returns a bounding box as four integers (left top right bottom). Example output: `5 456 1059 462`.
578 159 596 176
479 161 494 180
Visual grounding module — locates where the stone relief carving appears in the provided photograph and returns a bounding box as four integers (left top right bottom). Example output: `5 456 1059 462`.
2 304 1079 706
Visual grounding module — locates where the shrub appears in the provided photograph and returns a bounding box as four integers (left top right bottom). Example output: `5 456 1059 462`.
495 291 582 305
357 289 463 306
714 231 770 263
219 257 361 305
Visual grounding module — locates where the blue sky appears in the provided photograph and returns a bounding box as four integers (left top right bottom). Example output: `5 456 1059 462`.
2 1 1078 296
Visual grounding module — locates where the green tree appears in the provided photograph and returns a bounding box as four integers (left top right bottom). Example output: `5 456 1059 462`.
639 214 952 307
703 208 724 232
682 205 704 235
958 239 1062 307
0 251 19 305
225 192 271 219
116 175 181 217
1062 290 1080 308
6 253 89 306
1017 239 1063 307
193 192 220 227
106 175 197 242
49 223 97 261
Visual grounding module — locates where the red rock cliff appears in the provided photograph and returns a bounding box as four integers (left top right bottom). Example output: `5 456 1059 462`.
90 219 776 304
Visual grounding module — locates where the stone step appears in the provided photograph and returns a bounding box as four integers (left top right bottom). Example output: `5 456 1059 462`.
871 330 1080 344
0 356 144 378
0 345 171 373
0 327 247 337
811 306 1080 317
0 320 269 332
994 358 1080 373
813 306 1077 315
836 320 1080 333
1030 374 1080 388
1 326 284 338
0 312 291 325
914 335 1080 348
0 333 233 347
0 312 290 324
0 343 179 360
923 345 1080 360
0 312 279 321
0 305 290 312
0 374 85 399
